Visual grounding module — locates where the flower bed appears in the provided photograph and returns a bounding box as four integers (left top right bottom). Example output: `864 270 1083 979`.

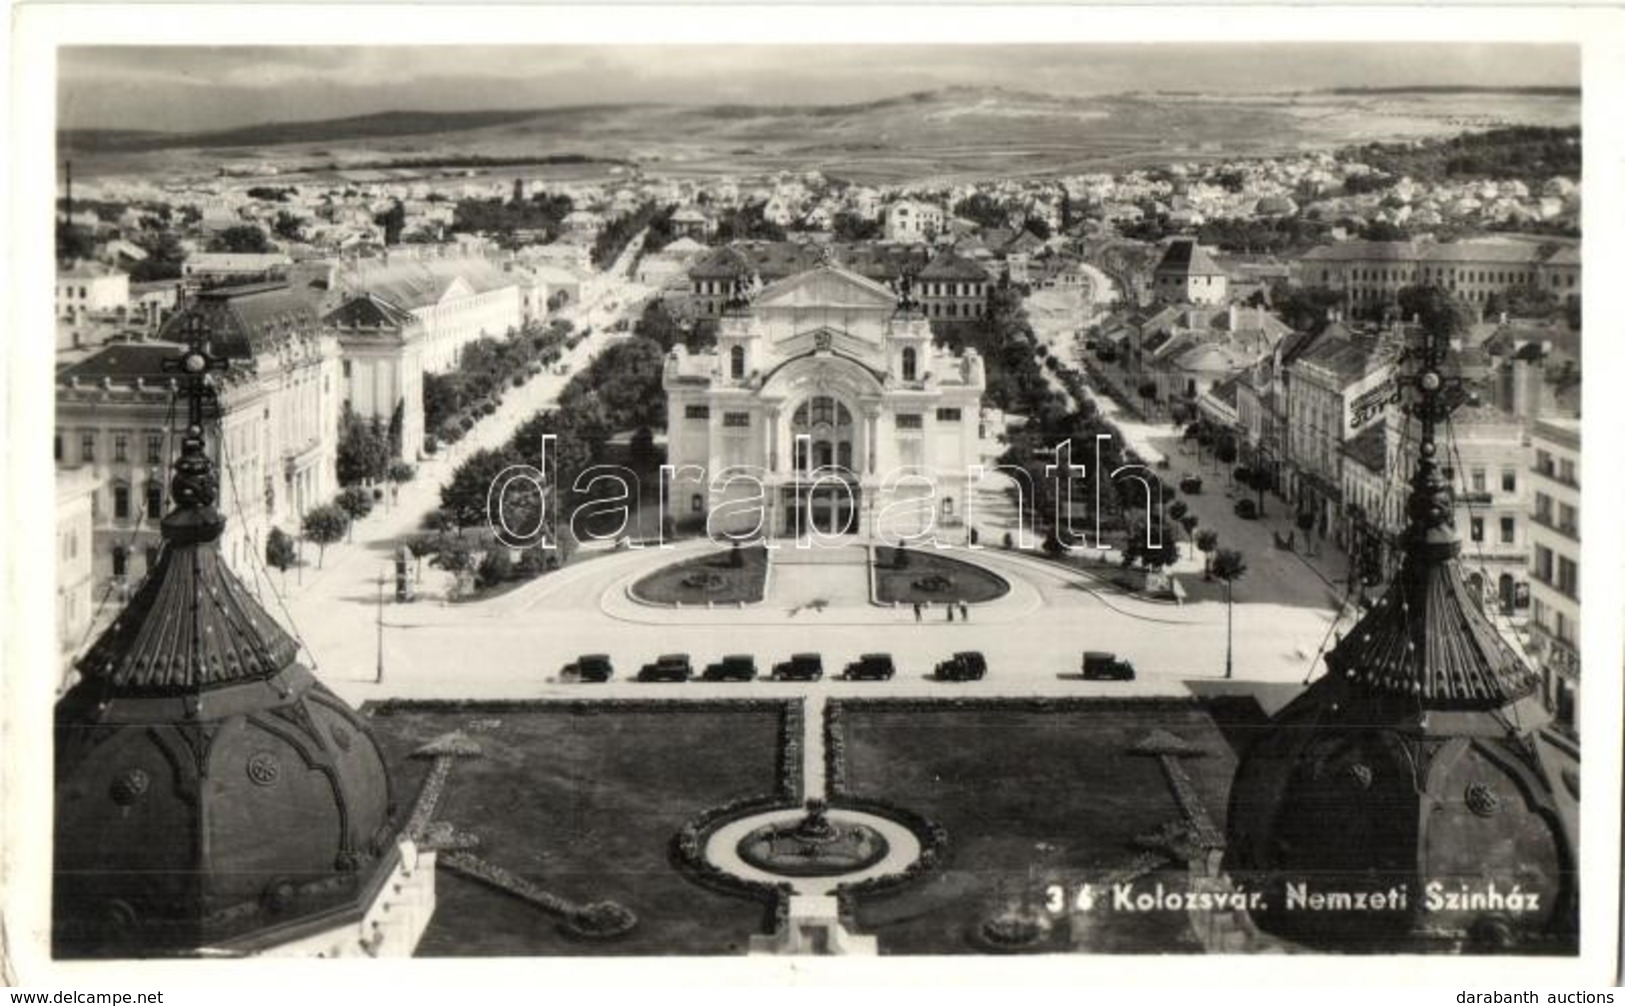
871 547 1009 606
629 545 769 606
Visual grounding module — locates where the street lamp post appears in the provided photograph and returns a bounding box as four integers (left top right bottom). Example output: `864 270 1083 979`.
375 569 386 685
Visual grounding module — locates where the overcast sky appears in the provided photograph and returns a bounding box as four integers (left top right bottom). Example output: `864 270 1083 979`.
58 44 1579 133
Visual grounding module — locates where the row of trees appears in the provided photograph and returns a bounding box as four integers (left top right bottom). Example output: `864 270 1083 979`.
450 191 575 246
591 201 663 269
264 462 417 573
422 319 578 445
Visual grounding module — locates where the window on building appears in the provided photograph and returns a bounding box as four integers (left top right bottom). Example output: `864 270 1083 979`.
1469 516 1484 543
1534 544 1554 583
146 433 164 465
1501 470 1516 493
895 414 923 431
941 497 955 517
1558 502 1577 534
722 412 750 428
1558 458 1576 485
901 347 918 382
690 493 704 514
54 432 62 463
1500 516 1515 544
113 433 129 463
935 408 962 422
1554 610 1572 645
1534 492 1552 523
684 404 710 420
113 485 131 521
146 483 163 520
145 546 160 571
111 546 128 578
1469 469 1486 493
1557 556 1578 598
1534 449 1554 476
730 345 746 380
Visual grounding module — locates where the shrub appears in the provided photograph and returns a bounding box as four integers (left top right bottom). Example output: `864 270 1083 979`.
265 527 297 572
476 548 516 589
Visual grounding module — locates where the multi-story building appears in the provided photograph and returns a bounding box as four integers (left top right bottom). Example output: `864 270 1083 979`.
181 251 293 288
912 251 992 321
56 261 130 320
1152 238 1229 306
883 200 945 244
687 242 930 322
1341 405 1532 620
1526 416 1581 733
55 282 341 595
665 260 985 538
56 466 99 670
1295 239 1582 316
1283 328 1397 538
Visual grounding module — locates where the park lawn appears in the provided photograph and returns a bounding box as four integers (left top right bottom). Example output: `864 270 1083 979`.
871 547 1010 606
833 699 1250 954
630 545 769 605
365 700 790 955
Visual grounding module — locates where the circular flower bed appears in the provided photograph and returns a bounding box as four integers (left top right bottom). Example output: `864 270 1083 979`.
735 800 891 878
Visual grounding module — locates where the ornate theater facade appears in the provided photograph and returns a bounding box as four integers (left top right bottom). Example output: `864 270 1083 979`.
663 262 986 539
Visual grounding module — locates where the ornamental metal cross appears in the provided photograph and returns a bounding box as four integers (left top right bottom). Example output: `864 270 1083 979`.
161 312 231 427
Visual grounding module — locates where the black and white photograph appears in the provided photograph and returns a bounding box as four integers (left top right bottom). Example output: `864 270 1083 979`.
6 4 1623 988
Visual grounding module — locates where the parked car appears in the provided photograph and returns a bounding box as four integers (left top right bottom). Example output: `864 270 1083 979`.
637 653 693 682
1179 474 1203 494
1234 498 1259 520
935 651 988 682
561 653 614 683
1081 651 1136 681
843 653 896 681
771 653 824 681
701 654 758 682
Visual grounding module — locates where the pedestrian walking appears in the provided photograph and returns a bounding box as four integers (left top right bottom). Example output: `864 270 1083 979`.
960 601 969 622
913 602 922 623
947 604 955 623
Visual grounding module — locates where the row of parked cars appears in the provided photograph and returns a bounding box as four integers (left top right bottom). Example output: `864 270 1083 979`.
560 650 1136 683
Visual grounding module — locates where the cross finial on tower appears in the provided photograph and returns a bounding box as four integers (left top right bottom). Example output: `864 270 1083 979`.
161 312 232 428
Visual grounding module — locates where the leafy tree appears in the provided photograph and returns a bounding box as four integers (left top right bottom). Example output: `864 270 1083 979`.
129 230 187 282
335 486 374 538
272 210 306 242
1196 528 1220 578
632 298 686 352
265 527 298 574
1216 436 1239 483
1168 499 1189 523
56 220 95 264
952 193 1010 230
336 405 392 486
1178 513 1200 558
1140 535 1181 573
1023 217 1052 240
432 535 476 575
1360 220 1410 243
441 447 522 530
1211 548 1249 679
374 200 407 245
475 548 516 590
1483 284 1560 321
210 225 272 254
1136 380 1159 417
302 503 349 569
389 461 417 485
1270 283 1344 336
832 211 883 242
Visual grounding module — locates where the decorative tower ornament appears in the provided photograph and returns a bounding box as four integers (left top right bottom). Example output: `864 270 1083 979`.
54 313 401 957
1223 313 1578 953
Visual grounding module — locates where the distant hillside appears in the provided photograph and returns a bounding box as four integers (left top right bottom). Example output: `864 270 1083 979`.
1325 85 1580 97
58 84 1581 185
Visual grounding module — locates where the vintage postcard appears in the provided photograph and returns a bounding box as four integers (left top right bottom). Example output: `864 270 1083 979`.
5 3 1622 990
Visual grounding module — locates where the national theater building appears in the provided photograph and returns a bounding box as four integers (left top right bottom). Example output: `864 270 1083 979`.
663 260 986 538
